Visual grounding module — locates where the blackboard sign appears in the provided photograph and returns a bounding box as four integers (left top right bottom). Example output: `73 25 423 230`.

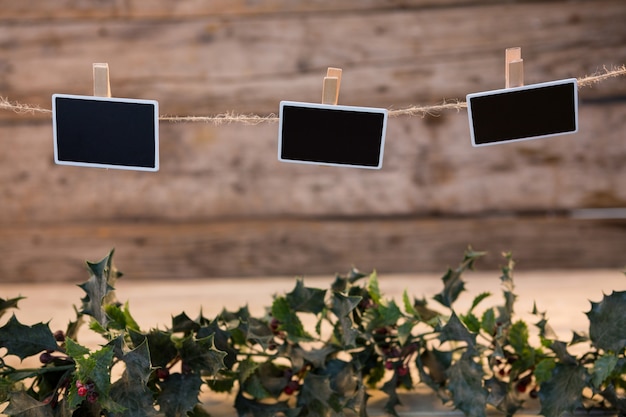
52 94 159 171
278 101 388 169
466 78 578 146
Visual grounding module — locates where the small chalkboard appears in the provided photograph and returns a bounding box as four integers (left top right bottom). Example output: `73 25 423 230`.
466 78 578 147
278 101 388 169
52 94 159 171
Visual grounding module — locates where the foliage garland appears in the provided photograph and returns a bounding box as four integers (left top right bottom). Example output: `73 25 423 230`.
0 248 625 417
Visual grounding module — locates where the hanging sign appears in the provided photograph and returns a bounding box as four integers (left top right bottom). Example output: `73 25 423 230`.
52 94 159 171
278 101 388 169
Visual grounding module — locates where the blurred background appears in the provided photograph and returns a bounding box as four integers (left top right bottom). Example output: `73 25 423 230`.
1 0 625 283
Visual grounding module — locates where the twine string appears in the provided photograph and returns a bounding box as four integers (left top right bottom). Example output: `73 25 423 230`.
1 65 624 125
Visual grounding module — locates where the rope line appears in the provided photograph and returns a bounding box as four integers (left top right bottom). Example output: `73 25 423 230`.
1 65 624 125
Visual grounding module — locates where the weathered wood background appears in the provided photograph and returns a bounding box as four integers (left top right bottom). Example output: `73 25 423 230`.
1 0 625 282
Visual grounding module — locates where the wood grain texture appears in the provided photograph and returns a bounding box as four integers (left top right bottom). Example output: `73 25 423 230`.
0 1 625 279
1 216 625 282
0 1 624 117
2 101 625 222
0 0 535 20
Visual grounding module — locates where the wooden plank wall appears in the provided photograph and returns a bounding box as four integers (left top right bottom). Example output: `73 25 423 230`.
1 0 625 282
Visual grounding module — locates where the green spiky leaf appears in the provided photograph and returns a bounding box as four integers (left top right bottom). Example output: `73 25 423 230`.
438 311 476 346
271 297 312 342
66 341 117 410
109 340 155 416
0 296 24 320
197 318 238 369
446 351 488 417
298 372 335 416
433 268 466 308
285 279 327 315
591 352 619 388
367 271 382 305
78 250 118 328
0 315 58 360
538 363 588 417
587 290 626 352
157 373 203 417
179 334 227 376
4 391 54 417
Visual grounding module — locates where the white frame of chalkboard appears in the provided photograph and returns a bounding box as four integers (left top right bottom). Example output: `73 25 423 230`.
52 94 160 171
278 101 388 169
466 78 578 147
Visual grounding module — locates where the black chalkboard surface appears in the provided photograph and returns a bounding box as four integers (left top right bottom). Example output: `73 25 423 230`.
466 78 578 146
278 101 388 169
52 94 159 171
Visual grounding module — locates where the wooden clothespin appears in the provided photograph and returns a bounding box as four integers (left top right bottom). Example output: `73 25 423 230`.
505 47 524 88
322 67 342 105
93 63 111 98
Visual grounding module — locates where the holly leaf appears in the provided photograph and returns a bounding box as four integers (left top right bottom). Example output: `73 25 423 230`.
460 312 481 333
538 363 588 417
179 334 227 376
433 267 466 308
591 352 619 389
285 279 327 315
534 358 556 385
438 311 476 346
330 292 361 347
66 341 116 410
157 373 203 417
446 351 488 417
234 391 293 417
433 248 485 309
485 376 524 416
297 372 335 416
380 374 402 417
367 271 382 305
129 329 177 370
4 391 54 417
78 251 117 328
243 317 275 350
402 290 418 316
469 292 491 313
120 339 152 386
0 315 58 360
271 297 312 342
197 319 238 369
587 290 626 352
171 312 200 334
0 296 24 320
109 340 155 416
330 292 362 318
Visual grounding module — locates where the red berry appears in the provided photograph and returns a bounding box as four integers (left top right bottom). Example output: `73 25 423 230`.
87 391 99 404
75 380 84 388
77 386 88 397
270 318 281 334
40 352 54 364
385 361 394 370
156 368 170 380
397 366 409 377
54 330 65 342
283 380 299 395
181 362 192 374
